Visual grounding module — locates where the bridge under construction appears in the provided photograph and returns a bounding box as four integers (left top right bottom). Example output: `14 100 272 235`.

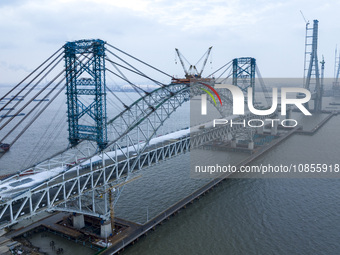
0 20 336 253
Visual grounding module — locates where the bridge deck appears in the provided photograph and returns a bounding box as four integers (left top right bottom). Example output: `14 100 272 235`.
101 126 300 254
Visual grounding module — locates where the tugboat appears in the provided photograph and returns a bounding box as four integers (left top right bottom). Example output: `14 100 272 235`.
0 143 10 153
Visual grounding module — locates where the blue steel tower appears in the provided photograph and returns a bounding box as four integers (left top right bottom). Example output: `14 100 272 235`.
303 20 322 112
64 39 107 150
232 57 256 99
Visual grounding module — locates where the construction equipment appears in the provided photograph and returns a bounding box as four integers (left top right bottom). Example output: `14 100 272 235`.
333 46 340 96
175 47 212 79
320 55 325 96
302 18 322 112
99 175 141 233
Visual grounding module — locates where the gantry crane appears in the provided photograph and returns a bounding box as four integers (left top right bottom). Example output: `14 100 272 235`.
175 47 212 79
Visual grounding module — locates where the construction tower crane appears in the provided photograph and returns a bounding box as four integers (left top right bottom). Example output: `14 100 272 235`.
320 55 325 96
99 175 141 233
175 47 212 79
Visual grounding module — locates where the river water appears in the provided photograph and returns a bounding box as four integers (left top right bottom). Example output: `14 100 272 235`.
1 85 340 254
116 96 340 255
117 114 340 255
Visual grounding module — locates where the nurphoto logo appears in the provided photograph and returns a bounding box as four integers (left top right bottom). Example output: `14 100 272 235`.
199 83 312 127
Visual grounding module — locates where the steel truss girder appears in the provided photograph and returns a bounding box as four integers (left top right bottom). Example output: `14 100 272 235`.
0 137 190 227
190 113 275 148
0 112 274 229
0 81 269 229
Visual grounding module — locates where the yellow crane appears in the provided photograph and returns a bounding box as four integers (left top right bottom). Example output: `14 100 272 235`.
99 175 141 233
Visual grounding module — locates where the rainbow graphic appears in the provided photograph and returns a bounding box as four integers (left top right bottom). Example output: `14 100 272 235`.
199 82 222 106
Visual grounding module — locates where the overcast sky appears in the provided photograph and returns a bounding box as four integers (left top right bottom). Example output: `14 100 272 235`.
0 0 340 85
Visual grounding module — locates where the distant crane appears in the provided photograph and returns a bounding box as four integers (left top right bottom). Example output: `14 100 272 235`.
333 46 340 96
300 10 322 112
320 55 325 96
300 10 309 25
175 47 212 79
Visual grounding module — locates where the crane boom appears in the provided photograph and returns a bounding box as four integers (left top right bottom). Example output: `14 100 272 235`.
175 48 189 77
300 10 308 24
175 47 213 79
199 46 212 76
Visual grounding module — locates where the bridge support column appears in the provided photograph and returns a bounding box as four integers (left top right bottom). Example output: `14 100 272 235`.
101 221 112 238
271 120 278 135
257 126 264 134
73 214 85 229
287 107 293 127
231 138 237 148
248 141 254 150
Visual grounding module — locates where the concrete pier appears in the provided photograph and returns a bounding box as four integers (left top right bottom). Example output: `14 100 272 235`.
231 138 237 148
72 214 85 229
248 141 254 150
100 221 112 238
271 120 278 135
257 126 264 134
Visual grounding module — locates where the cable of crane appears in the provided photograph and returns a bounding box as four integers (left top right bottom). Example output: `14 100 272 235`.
0 51 93 144
216 65 233 82
105 60 177 101
8 84 66 147
198 47 213 76
0 55 65 129
80 53 148 106
0 50 92 131
106 68 147 96
176 48 192 67
0 46 64 103
86 53 134 108
0 51 64 113
208 60 232 77
106 86 126 110
0 48 92 130
106 46 186 102
105 55 167 89
216 60 251 82
106 72 135 104
106 43 173 78
106 48 166 87
104 69 159 123
194 47 212 70
30 117 66 167
0 53 64 123
105 56 147 97
23 98 66 168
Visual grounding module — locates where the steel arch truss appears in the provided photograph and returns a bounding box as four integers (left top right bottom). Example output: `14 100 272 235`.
0 80 274 229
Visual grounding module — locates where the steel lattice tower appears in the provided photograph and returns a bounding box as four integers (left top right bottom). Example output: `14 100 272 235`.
64 39 107 150
232 57 256 99
333 47 340 96
303 20 322 112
